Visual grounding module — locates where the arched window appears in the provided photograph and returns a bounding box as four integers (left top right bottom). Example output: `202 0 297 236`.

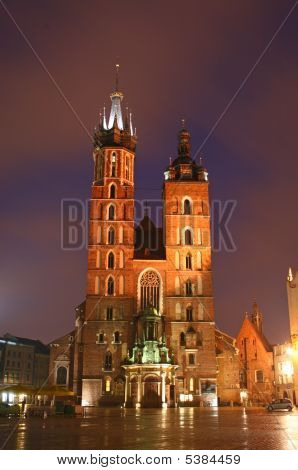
108 227 115 244
186 253 192 269
105 377 111 392
119 275 124 295
184 229 193 245
96 226 101 244
110 184 116 199
56 366 67 385
175 302 181 320
95 276 100 294
139 270 160 311
186 279 193 296
189 377 194 392
119 250 124 268
97 332 104 343
119 226 123 243
111 152 116 177
108 205 115 220
125 156 129 179
106 306 113 320
197 251 202 270
114 331 120 343
108 252 115 269
186 306 193 322
197 276 203 295
107 276 114 295
180 332 186 346
104 352 112 371
96 251 100 268
198 303 204 321
184 199 191 215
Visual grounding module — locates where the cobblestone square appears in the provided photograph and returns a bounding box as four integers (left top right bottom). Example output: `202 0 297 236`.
1 408 298 450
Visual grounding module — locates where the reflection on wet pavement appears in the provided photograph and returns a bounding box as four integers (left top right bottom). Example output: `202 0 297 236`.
0 408 298 450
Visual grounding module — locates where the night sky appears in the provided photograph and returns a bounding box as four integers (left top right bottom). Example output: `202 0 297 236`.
1 0 297 345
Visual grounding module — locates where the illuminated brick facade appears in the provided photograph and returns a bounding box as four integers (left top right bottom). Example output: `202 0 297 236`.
72 73 217 407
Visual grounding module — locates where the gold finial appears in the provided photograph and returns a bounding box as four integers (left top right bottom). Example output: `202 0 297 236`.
181 118 185 129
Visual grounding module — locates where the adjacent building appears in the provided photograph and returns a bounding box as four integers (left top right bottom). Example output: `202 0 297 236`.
287 267 298 404
273 342 294 402
48 331 75 390
236 302 275 404
0 333 49 403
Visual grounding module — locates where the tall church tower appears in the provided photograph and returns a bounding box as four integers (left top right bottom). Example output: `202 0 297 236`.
163 125 217 401
74 66 137 405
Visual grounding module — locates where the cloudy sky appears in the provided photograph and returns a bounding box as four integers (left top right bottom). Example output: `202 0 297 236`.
1 0 297 344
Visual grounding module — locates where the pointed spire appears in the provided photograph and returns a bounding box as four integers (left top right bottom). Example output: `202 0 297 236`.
129 112 134 136
177 119 190 160
113 113 119 130
288 267 294 282
124 107 130 131
108 64 124 130
115 63 120 91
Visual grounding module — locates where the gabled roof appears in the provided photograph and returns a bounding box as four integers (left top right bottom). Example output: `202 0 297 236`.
236 316 273 353
49 330 75 346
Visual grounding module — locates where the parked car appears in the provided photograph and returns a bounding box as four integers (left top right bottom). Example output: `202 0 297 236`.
267 398 294 412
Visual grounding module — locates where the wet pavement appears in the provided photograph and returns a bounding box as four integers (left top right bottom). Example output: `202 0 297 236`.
1 407 298 450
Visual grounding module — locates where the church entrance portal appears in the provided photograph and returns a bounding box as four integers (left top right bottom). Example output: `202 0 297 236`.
142 376 161 407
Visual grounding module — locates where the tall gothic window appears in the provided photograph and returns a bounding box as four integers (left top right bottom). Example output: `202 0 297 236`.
106 306 113 320
107 277 114 295
125 156 129 179
110 184 116 199
97 332 104 343
108 205 115 220
186 253 192 269
185 229 193 245
108 252 115 269
186 306 193 322
111 153 116 177
140 270 160 311
180 332 186 346
186 280 193 296
184 199 191 214
104 352 112 371
108 227 115 244
114 331 120 343
56 366 67 385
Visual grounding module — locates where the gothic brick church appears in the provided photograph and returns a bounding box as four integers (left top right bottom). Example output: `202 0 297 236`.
50 70 240 408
